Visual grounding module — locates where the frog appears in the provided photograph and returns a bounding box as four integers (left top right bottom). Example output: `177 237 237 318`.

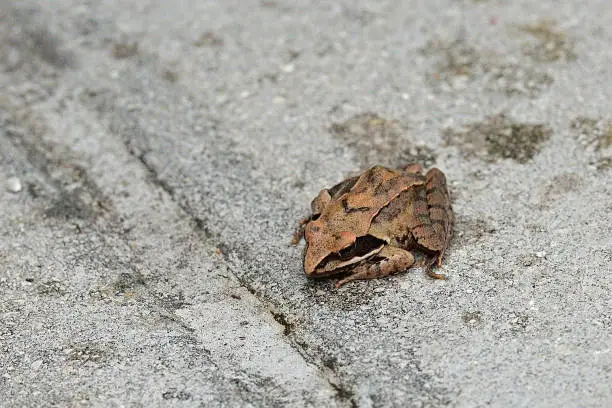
295 164 454 287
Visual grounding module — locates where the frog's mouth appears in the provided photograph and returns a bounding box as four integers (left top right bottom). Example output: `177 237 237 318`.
312 235 386 276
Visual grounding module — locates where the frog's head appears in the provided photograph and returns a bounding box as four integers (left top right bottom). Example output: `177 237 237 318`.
303 218 384 277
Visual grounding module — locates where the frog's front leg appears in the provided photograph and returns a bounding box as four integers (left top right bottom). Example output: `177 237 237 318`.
291 217 310 245
335 246 415 288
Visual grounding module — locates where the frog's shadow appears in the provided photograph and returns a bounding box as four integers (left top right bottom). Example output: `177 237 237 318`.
301 272 403 311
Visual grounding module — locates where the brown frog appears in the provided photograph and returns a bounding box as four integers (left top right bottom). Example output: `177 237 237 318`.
294 164 453 287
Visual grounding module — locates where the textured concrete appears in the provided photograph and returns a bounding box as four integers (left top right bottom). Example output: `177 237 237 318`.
1 1 611 407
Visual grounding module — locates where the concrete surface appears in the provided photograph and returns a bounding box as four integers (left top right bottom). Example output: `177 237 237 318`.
1 0 611 407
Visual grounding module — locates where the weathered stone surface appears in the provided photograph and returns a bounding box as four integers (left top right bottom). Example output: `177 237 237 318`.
1 1 610 407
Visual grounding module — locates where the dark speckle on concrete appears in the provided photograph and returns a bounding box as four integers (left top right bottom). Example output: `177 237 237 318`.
444 113 552 163
37 280 68 296
162 389 192 401
462 311 484 328
112 38 139 59
570 116 612 170
517 20 577 62
423 37 554 97
44 189 100 220
66 343 114 363
26 28 74 68
571 116 612 151
0 6 74 70
330 112 437 168
193 31 224 47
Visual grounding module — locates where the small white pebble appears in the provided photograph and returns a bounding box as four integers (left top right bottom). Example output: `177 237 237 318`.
536 251 546 258
451 76 468 91
31 360 43 370
7 177 22 193
281 63 295 73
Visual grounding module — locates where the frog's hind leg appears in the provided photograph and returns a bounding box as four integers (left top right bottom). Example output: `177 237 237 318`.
335 247 415 288
424 168 454 277
409 168 454 278
425 168 454 263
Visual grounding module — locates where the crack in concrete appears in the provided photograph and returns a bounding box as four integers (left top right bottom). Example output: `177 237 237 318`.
3 119 113 224
3 127 201 334
124 138 359 407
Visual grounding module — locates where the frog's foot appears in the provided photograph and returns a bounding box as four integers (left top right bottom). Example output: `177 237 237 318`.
425 264 447 280
291 217 310 245
423 253 448 280
335 247 415 288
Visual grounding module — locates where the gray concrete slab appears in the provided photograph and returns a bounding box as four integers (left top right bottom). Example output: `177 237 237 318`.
1 0 611 407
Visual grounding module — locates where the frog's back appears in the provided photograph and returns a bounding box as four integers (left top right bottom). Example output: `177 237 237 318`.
368 166 453 255
368 185 419 245
313 166 424 239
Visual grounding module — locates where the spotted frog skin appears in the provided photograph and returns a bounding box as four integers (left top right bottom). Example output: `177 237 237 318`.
296 164 454 287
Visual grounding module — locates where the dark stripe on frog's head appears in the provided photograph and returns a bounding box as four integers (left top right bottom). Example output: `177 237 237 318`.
341 197 370 213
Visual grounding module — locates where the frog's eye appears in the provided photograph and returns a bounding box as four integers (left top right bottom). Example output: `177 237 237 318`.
337 235 385 261
338 242 357 259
